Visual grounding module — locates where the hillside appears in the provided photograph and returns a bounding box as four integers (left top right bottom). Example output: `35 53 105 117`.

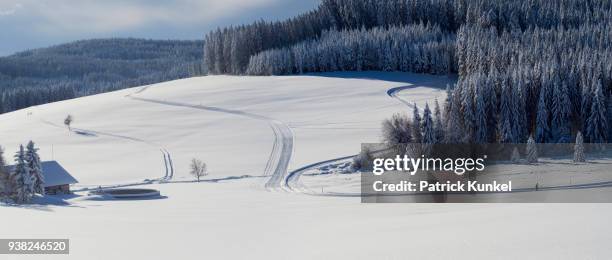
0 38 204 113
1 73 612 259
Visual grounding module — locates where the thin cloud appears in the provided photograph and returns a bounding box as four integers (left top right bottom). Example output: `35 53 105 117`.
11 0 280 33
0 3 22 16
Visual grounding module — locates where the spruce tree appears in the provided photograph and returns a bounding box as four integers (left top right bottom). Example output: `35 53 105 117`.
526 135 538 164
422 103 436 144
498 83 514 143
25 141 45 195
535 88 550 143
462 83 476 143
574 132 585 163
446 86 464 143
511 147 521 163
585 82 608 144
11 145 33 203
551 82 571 142
474 84 487 143
433 99 445 143
412 103 423 143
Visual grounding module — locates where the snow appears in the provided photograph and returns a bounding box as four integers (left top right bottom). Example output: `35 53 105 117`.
1 72 612 259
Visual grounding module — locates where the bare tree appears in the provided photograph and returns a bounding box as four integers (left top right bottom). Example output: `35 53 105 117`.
64 115 73 131
190 158 208 182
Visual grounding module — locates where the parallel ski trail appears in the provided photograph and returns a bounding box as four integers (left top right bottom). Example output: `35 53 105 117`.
128 95 294 191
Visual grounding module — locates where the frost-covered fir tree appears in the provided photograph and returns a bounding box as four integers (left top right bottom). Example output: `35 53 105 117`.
574 132 585 163
443 84 452 123
474 84 487 143
535 89 550 143
421 103 436 155
412 103 423 143
551 82 571 143
462 82 476 143
11 145 34 203
526 135 538 164
445 86 464 143
585 82 608 144
511 147 521 163
433 99 445 143
25 141 45 195
498 83 514 143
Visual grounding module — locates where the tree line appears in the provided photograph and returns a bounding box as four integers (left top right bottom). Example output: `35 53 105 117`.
245 24 455 75
0 38 204 114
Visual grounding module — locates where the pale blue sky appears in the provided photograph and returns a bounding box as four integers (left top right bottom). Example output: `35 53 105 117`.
0 0 319 56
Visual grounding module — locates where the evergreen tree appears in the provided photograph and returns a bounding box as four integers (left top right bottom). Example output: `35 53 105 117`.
474 84 487 143
412 104 423 143
551 82 571 142
25 141 45 195
445 86 464 143
535 89 550 143
526 135 538 164
574 132 585 163
422 102 436 144
585 82 608 144
498 83 514 143
433 99 445 143
511 147 521 163
11 145 33 203
462 82 476 143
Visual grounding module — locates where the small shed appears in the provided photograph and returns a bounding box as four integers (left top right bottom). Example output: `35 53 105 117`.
7 161 78 195
40 161 78 195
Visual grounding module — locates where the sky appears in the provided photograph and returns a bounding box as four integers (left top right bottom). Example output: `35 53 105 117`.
0 0 320 56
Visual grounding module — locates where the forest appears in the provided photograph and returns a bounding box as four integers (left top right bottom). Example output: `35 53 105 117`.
0 38 204 113
205 0 612 144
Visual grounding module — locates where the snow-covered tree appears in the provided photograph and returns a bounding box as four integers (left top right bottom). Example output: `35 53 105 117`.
421 103 436 155
11 145 34 203
433 99 445 143
412 104 423 143
585 82 608 144
422 103 436 144
526 135 538 164
64 115 73 131
511 147 521 163
190 158 208 182
474 84 487 143
535 89 550 143
551 82 571 142
574 132 585 163
462 82 476 143
382 113 412 145
25 141 45 195
445 87 464 143
498 83 515 143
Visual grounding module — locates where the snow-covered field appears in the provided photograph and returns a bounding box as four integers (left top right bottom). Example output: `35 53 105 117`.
1 72 612 259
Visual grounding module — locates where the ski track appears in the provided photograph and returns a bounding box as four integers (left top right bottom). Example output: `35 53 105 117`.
38 104 174 192
128 94 294 191
285 82 439 195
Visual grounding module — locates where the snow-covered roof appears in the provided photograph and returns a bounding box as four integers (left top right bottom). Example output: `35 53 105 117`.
7 161 78 187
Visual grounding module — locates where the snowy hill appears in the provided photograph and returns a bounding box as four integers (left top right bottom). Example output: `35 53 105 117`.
2 72 612 259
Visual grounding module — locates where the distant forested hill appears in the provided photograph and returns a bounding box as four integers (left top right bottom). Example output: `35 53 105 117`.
0 38 204 113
